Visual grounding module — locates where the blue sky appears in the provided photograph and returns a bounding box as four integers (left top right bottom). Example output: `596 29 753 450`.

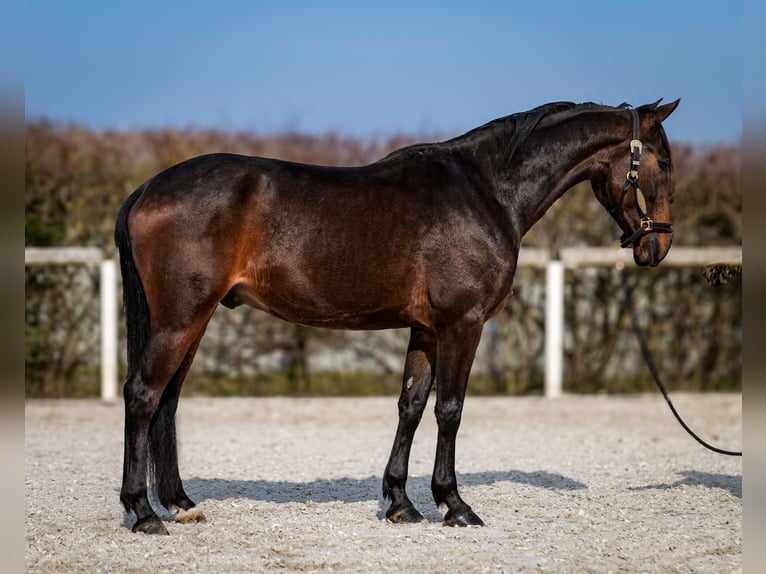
25 1 741 145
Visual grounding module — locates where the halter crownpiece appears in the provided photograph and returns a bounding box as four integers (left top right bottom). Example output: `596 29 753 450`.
609 106 673 248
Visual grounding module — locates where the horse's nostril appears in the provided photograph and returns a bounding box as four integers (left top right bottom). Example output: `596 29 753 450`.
647 236 660 264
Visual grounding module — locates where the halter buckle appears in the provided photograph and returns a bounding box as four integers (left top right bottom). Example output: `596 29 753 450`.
630 139 642 154
640 218 654 231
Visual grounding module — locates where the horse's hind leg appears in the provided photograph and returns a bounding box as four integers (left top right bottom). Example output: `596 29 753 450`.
150 328 208 524
121 318 213 534
382 327 437 523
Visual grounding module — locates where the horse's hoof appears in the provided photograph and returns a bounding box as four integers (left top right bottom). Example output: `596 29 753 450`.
444 509 484 527
174 506 206 524
132 517 169 535
386 504 425 524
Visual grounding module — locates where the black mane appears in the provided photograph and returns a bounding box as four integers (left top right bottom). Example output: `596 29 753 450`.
380 101 617 163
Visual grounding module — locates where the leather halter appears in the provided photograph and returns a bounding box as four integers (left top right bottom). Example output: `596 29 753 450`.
609 107 673 248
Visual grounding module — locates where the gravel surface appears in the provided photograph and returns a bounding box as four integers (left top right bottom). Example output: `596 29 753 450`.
25 394 741 573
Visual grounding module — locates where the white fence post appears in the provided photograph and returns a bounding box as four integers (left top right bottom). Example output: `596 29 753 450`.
545 260 565 398
100 259 119 402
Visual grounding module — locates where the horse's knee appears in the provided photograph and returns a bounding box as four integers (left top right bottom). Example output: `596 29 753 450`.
398 380 430 417
434 399 463 432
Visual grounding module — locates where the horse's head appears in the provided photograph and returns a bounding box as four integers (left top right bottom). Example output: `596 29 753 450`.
591 99 680 267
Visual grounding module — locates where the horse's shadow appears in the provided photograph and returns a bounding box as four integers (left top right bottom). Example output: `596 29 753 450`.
628 470 741 499
178 470 586 521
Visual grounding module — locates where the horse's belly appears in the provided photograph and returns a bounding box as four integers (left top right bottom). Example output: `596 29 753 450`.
220 280 427 331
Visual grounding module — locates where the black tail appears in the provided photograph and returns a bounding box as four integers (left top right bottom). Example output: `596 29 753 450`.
114 185 150 381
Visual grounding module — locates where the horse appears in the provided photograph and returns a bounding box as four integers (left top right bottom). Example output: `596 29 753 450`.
115 99 679 534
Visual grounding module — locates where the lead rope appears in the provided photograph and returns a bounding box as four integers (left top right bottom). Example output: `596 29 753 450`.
618 266 742 456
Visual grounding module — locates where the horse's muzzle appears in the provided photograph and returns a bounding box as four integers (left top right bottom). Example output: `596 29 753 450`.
633 234 670 267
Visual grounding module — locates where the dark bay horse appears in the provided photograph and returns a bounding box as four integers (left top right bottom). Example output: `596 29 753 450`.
115 99 679 534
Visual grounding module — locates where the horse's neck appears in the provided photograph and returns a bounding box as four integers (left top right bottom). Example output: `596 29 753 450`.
494 113 624 238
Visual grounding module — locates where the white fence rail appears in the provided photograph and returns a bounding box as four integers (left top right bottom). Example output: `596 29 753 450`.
25 247 119 402
25 246 741 401
543 246 741 397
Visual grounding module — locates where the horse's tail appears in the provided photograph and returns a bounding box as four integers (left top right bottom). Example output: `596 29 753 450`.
114 184 150 381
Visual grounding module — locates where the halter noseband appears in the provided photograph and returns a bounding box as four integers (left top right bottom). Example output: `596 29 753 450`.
608 106 673 248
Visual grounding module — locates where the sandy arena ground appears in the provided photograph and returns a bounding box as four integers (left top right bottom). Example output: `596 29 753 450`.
25 394 741 573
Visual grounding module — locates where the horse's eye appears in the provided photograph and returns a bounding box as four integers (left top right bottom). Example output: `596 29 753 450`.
657 159 670 172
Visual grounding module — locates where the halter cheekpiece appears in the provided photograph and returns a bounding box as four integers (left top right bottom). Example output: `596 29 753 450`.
609 106 673 248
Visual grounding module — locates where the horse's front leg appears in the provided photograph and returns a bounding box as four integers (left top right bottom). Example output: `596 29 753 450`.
432 318 485 526
382 327 437 523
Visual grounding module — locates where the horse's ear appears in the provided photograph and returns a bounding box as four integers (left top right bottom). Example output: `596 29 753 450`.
655 99 680 123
